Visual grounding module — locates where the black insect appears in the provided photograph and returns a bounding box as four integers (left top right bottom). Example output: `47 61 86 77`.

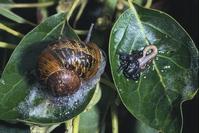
118 45 158 81
119 51 143 80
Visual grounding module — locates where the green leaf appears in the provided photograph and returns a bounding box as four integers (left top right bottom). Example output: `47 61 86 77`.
0 0 13 3
0 13 100 125
79 106 100 133
109 4 198 133
134 120 158 133
0 8 35 26
134 0 144 5
104 0 118 15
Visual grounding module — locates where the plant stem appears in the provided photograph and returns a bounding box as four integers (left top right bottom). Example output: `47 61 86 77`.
65 119 73 133
37 0 49 23
0 2 54 9
29 124 60 133
47 124 62 133
121 0 129 7
67 0 80 21
30 125 48 133
0 23 24 37
73 0 88 27
73 115 80 133
144 0 153 8
99 96 113 133
0 42 16 49
111 104 119 133
60 0 80 38
74 29 88 35
65 116 80 133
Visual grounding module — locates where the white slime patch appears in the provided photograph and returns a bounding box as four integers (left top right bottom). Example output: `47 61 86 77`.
18 53 106 122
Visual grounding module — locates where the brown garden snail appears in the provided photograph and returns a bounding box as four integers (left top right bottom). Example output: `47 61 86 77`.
37 24 104 96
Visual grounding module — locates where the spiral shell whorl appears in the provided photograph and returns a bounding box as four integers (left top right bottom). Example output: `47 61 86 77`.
47 69 80 95
37 39 102 96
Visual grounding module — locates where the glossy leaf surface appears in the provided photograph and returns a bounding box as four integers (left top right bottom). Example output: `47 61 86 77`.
109 4 198 133
0 13 97 124
79 106 100 133
134 120 158 133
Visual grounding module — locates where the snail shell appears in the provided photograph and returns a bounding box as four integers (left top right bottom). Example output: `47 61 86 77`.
37 39 102 96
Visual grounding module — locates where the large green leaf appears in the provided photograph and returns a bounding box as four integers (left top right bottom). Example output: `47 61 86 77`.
0 13 103 125
109 4 198 133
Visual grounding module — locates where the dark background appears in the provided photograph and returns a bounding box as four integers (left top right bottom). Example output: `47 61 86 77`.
0 0 198 132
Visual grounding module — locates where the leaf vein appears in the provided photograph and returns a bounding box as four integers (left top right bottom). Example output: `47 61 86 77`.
153 61 172 105
157 55 187 70
42 21 65 40
129 34 140 53
115 24 130 53
1 78 24 108
142 22 179 44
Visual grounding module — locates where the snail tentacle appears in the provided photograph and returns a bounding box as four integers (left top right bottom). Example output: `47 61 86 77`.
85 23 94 43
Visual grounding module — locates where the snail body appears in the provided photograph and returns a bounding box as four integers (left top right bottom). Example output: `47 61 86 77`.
37 39 102 96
